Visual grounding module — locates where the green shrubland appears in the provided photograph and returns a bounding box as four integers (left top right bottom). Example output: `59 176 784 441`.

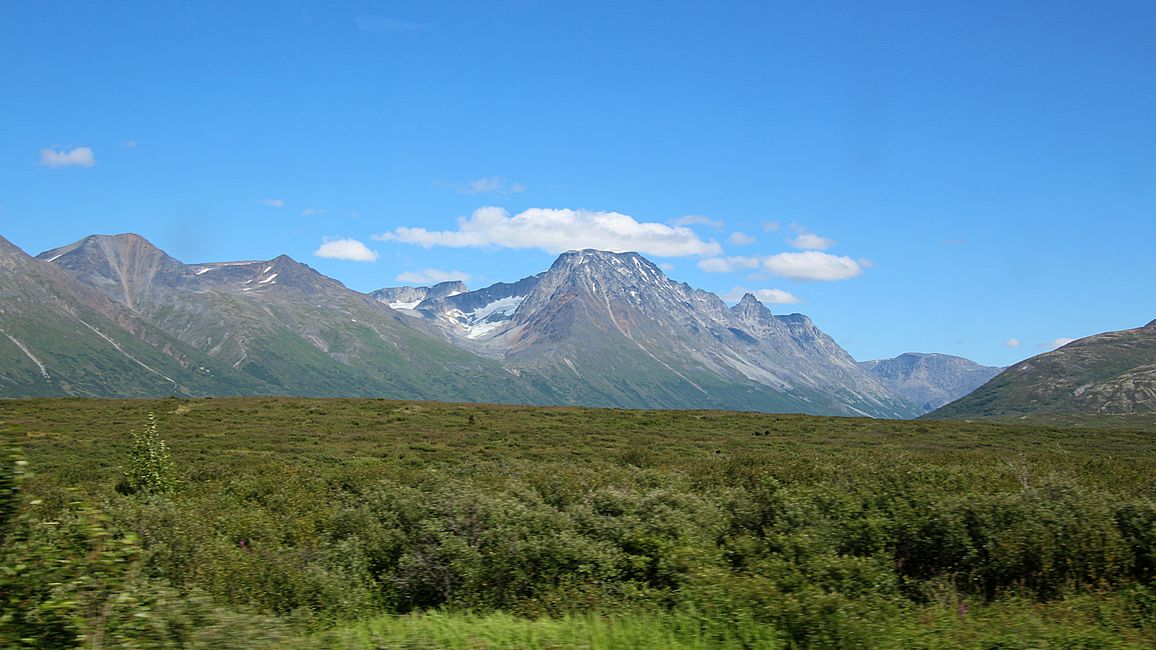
1 398 1153 648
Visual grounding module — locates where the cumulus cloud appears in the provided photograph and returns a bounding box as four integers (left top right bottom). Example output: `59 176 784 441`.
722 287 801 304
1004 338 1021 348
40 146 95 168
1041 337 1076 350
395 268 471 284
728 232 756 246
671 214 725 229
697 256 761 273
258 198 285 208
764 251 863 281
375 207 722 257
788 232 836 250
314 238 378 262
453 177 526 195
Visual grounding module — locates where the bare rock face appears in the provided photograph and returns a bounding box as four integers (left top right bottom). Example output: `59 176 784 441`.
930 321 1156 418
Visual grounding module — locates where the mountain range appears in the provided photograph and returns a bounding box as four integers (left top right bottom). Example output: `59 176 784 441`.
1 233 1001 416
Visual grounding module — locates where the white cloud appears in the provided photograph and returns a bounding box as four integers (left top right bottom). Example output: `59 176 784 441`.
395 268 472 285
788 232 836 250
671 214 725 229
1004 338 1021 348
454 176 526 195
302 207 328 217
764 251 863 281
258 198 285 208
40 146 95 168
697 256 761 273
313 238 378 262
722 286 801 304
728 232 756 246
1041 337 1076 350
762 221 781 232
121 140 137 149
375 207 722 257
658 262 675 272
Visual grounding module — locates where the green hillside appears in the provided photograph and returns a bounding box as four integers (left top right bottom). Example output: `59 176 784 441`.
929 320 1156 419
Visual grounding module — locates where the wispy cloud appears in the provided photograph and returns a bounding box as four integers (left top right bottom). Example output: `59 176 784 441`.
451 176 527 195
722 287 801 304
787 232 835 250
728 232 756 246
395 268 471 285
40 146 95 168
671 214 725 229
258 198 285 208
313 238 378 262
697 256 762 273
1040 337 1076 350
1004 338 1021 348
764 251 863 281
762 221 781 232
302 207 328 217
375 207 722 257
121 140 137 149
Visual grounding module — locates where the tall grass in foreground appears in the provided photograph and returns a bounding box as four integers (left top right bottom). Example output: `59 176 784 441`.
314 594 1154 650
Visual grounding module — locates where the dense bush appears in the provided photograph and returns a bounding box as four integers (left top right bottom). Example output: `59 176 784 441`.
1 398 1154 647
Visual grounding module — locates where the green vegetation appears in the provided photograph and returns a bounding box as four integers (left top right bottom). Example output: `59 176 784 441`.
1 398 1153 648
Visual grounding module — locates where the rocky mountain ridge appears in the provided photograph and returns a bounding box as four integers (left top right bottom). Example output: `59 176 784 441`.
4 233 998 416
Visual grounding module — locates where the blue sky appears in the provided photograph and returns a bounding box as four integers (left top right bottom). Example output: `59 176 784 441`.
2 1 1153 367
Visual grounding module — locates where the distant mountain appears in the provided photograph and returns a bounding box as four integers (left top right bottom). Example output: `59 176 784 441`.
928 321 1156 418
392 249 919 417
32 234 544 402
860 353 1001 412
371 280 468 310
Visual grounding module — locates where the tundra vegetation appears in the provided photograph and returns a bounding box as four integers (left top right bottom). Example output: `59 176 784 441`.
1 398 1153 648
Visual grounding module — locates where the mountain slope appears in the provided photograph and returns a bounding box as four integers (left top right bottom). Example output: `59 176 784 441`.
37 234 546 402
928 320 1156 417
394 249 919 417
861 353 1001 412
0 236 271 397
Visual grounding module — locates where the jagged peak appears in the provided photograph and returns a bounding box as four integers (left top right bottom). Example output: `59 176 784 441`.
731 292 775 319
